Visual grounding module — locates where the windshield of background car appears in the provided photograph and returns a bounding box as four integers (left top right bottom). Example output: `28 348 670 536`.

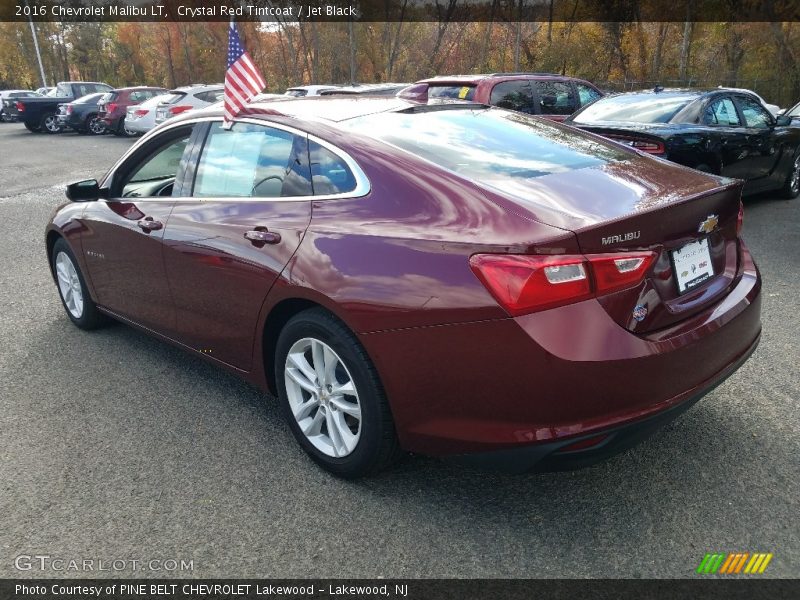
285 89 307 97
342 107 630 183
571 93 695 124
427 84 477 101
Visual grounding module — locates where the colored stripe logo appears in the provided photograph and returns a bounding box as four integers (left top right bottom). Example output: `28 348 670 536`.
696 552 773 574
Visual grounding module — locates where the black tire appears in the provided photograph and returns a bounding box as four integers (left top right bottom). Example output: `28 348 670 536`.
40 112 62 134
779 147 800 199
24 121 40 132
275 308 402 478
51 238 108 330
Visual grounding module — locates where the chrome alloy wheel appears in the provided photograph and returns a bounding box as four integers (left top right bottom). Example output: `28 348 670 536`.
55 251 84 318
88 116 106 135
284 337 362 458
791 155 800 194
43 114 61 133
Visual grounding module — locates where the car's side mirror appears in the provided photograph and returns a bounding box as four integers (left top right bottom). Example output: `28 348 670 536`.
775 114 792 127
65 179 102 202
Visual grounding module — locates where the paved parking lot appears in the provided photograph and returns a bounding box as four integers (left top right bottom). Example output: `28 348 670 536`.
0 123 797 579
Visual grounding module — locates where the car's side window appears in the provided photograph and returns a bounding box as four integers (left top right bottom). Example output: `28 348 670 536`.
576 84 601 107
490 81 536 114
737 96 772 129
308 141 357 195
119 134 191 198
533 81 576 115
193 122 312 198
704 98 741 126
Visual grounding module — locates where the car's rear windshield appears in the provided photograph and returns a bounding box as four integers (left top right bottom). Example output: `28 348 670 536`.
427 84 477 101
75 93 103 104
100 92 117 102
161 92 187 104
342 107 629 184
285 89 307 97
571 93 695 124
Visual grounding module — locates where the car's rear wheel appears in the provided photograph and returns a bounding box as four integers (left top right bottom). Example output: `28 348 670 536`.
24 122 40 132
86 114 106 135
52 239 108 330
780 149 800 199
40 113 62 134
275 308 402 478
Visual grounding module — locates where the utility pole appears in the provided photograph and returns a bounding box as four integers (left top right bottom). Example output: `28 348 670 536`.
25 0 47 87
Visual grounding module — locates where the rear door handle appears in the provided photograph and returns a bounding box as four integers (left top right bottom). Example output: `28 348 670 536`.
137 218 163 232
245 229 281 245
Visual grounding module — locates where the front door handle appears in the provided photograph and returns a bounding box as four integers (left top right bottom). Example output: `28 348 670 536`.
137 218 163 232
244 229 281 245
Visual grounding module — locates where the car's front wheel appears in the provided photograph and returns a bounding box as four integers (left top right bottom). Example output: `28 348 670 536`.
52 238 108 330
780 148 800 199
275 308 402 478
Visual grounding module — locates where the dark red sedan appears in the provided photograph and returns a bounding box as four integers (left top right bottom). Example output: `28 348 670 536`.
46 97 762 477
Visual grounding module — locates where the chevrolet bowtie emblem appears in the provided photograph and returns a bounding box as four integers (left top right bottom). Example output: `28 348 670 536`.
698 214 719 234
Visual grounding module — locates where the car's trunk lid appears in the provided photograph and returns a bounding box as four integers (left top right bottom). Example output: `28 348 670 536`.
479 157 743 333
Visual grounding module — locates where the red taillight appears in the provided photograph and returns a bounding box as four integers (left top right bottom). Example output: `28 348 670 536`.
470 251 656 316
106 102 118 113
737 201 744 236
169 105 192 115
607 134 665 155
65 105 73 115
470 254 592 315
587 252 656 295
15 101 24 112
134 109 148 117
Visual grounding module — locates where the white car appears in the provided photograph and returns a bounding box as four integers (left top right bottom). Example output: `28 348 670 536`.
284 85 340 97
718 87 781 116
124 93 173 134
154 85 224 125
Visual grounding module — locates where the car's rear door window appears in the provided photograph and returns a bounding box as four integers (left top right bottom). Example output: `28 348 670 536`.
428 85 476 101
489 81 536 114
704 97 740 126
193 122 312 198
532 81 577 115
309 141 357 195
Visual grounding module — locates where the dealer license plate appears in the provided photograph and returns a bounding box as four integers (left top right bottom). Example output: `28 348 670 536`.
672 238 714 294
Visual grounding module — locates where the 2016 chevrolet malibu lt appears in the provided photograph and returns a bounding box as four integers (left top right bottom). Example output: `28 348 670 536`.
46 97 762 478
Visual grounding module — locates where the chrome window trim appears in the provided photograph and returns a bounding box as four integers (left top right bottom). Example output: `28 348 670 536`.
102 115 370 203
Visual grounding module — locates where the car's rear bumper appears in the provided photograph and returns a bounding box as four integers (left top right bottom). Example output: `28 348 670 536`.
448 330 759 473
360 242 762 463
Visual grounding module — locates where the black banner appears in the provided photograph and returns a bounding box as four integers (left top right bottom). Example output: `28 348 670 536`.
1 579 799 600
2 0 800 23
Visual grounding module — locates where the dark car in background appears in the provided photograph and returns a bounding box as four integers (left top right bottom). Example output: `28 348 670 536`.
566 88 800 198
57 93 108 135
98 86 167 136
401 73 603 120
14 81 112 133
46 97 760 478
0 90 42 122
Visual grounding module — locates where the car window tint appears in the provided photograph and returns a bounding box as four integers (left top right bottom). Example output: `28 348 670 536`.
194 122 312 198
577 84 601 106
308 141 357 195
533 81 576 115
428 85 477 101
737 96 772 129
489 81 535 114
704 98 740 126
121 135 190 197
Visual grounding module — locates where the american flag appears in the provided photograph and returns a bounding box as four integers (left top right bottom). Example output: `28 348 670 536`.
224 21 266 125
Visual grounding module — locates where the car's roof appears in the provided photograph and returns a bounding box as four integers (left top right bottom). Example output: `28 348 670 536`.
286 85 340 92
110 86 167 92
417 73 582 85
247 96 412 122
